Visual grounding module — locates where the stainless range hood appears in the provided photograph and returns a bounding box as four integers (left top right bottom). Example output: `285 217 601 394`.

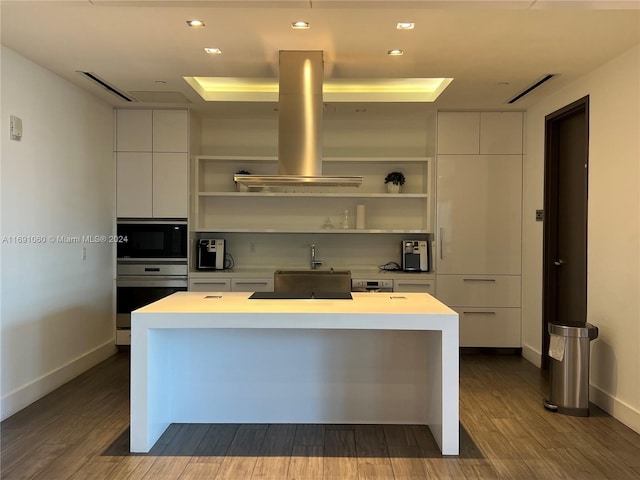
234 51 362 188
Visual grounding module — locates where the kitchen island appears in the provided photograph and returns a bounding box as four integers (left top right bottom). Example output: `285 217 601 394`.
130 292 459 454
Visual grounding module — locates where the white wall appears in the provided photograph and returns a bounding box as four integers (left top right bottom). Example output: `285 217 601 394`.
200 104 435 157
0 46 116 420
523 44 640 432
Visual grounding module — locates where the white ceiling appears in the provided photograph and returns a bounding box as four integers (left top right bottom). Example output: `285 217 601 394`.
1 0 639 116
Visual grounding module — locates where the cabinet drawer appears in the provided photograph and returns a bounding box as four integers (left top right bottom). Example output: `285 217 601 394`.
436 275 520 307
456 307 521 347
231 277 274 292
189 278 231 292
394 279 435 294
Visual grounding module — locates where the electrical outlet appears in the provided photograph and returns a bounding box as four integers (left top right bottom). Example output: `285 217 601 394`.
536 210 544 222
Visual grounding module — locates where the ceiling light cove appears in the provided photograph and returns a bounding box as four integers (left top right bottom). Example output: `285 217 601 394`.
186 20 205 27
184 77 453 103
396 22 415 30
388 49 404 56
291 21 310 29
204 48 222 55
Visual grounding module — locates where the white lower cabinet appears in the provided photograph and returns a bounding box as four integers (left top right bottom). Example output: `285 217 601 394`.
231 277 274 292
436 274 521 348
189 278 231 292
435 275 520 307
456 308 521 348
394 278 435 295
189 276 274 292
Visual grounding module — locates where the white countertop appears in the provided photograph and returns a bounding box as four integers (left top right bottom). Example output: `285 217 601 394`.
134 291 455 331
188 267 435 278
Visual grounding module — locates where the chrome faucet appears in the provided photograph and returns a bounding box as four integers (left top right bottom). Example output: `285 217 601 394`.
310 244 322 270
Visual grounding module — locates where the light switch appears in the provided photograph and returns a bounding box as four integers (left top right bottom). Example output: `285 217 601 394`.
10 115 23 141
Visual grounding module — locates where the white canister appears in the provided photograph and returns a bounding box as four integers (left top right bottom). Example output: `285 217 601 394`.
356 204 366 229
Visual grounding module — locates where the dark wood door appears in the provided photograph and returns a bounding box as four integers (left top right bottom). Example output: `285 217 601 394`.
542 96 589 369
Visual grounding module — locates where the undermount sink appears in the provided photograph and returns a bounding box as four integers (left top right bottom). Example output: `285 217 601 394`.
274 269 352 294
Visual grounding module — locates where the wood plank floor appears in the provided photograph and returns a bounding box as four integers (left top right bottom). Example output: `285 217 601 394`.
2 352 639 479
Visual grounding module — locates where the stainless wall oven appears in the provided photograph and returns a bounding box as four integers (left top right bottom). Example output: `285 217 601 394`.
116 220 188 346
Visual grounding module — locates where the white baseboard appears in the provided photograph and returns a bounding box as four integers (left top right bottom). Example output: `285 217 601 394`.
521 342 542 368
590 384 640 435
1 340 117 421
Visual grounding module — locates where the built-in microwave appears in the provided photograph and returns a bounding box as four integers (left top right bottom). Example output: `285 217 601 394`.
117 219 187 261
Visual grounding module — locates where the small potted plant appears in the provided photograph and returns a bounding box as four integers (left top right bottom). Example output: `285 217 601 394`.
384 171 405 193
235 169 251 192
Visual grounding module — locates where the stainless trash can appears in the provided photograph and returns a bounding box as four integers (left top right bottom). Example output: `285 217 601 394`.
544 323 598 416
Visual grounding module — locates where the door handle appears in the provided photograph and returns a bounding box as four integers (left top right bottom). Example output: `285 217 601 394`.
439 228 444 260
554 259 564 266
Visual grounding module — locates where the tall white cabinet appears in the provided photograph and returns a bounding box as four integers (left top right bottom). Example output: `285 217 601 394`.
115 109 189 218
435 111 523 348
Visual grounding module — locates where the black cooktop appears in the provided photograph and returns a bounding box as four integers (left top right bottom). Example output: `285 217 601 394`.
248 292 353 300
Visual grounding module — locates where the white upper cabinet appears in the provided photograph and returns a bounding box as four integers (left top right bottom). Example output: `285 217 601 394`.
436 112 480 154
152 152 189 218
480 112 523 154
437 111 524 155
115 109 189 218
115 110 152 152
116 152 153 217
152 110 189 153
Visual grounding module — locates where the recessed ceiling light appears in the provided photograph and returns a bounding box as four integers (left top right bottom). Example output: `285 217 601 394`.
291 21 310 29
186 20 205 27
204 48 222 55
388 49 404 56
396 22 415 30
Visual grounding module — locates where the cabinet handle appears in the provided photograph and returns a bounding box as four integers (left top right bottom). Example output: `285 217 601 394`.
439 228 444 260
234 282 268 286
462 311 497 315
462 278 496 282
